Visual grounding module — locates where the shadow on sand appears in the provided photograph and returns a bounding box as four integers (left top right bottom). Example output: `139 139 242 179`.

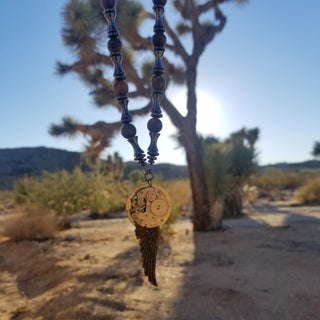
169 204 320 320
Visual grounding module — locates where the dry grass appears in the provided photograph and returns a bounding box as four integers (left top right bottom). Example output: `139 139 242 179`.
2 207 58 241
295 177 320 203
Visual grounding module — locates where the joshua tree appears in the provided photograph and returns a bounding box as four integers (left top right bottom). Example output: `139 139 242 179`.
311 141 320 158
51 0 248 231
204 127 258 218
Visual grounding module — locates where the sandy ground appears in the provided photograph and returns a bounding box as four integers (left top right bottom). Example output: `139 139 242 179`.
0 200 320 320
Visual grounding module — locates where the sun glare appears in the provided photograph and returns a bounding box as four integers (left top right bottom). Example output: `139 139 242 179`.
170 89 222 136
197 90 222 135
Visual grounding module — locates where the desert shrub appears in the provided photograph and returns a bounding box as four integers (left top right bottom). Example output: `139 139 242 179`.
161 179 191 214
104 181 132 212
2 207 58 241
295 177 320 203
251 169 307 197
243 184 258 204
0 191 14 212
129 169 145 185
13 167 124 216
157 179 191 235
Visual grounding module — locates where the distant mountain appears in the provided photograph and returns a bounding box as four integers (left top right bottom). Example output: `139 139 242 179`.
0 147 85 190
1 147 319 191
260 160 320 172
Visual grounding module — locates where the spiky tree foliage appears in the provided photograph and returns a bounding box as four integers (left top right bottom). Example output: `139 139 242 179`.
103 151 124 181
51 0 248 231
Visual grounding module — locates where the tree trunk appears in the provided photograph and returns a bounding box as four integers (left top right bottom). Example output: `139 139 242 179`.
223 183 243 217
163 62 213 231
181 120 212 231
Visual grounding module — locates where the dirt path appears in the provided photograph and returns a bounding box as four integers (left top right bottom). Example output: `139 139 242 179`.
0 201 319 320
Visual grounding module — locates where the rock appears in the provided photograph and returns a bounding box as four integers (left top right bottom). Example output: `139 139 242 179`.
64 234 75 241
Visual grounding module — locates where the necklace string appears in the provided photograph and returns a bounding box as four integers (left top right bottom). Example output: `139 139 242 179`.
101 0 167 184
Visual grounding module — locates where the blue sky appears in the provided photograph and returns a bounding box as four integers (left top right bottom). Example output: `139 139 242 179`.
0 0 319 165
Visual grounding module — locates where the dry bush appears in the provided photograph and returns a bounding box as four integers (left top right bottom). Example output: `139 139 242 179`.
243 184 258 204
163 179 191 214
295 178 320 204
250 169 308 200
2 207 58 241
158 179 191 236
0 191 15 212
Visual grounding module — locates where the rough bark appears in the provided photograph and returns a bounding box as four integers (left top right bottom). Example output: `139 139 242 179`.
182 121 211 230
223 183 243 217
175 62 212 231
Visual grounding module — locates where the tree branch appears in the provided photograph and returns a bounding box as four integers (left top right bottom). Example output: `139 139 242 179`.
162 95 184 129
191 5 227 60
164 18 189 62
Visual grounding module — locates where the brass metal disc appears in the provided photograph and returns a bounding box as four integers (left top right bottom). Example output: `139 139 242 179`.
126 184 171 228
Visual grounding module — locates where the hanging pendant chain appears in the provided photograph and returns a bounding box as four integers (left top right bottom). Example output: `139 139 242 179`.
101 0 167 184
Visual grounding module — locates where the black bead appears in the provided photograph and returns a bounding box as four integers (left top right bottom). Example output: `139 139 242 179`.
108 37 122 53
100 0 116 9
121 123 136 139
152 33 166 48
147 118 162 133
153 0 167 5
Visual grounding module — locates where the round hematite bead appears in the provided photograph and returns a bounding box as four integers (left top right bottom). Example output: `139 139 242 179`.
108 38 122 53
153 0 167 5
147 118 162 133
113 80 128 96
121 123 136 139
151 75 166 91
100 0 116 9
152 33 166 48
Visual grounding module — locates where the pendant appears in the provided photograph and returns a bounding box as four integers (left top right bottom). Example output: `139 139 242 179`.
126 184 171 228
126 184 171 286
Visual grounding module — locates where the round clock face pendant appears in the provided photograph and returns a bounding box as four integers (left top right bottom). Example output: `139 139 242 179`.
126 184 171 228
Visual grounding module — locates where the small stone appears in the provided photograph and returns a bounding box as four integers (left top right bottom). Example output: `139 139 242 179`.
64 234 75 241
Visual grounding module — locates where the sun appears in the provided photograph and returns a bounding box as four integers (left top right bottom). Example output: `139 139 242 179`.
196 90 222 135
169 89 222 135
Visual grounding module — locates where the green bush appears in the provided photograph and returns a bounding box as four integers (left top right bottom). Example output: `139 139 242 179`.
13 167 130 216
295 177 320 203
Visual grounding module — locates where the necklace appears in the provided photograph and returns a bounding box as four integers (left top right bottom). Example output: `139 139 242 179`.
101 0 171 287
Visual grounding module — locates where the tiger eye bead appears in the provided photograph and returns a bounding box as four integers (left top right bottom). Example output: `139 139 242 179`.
147 118 162 133
108 38 122 53
100 0 116 9
152 33 166 48
113 80 128 96
151 75 166 91
121 123 137 139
